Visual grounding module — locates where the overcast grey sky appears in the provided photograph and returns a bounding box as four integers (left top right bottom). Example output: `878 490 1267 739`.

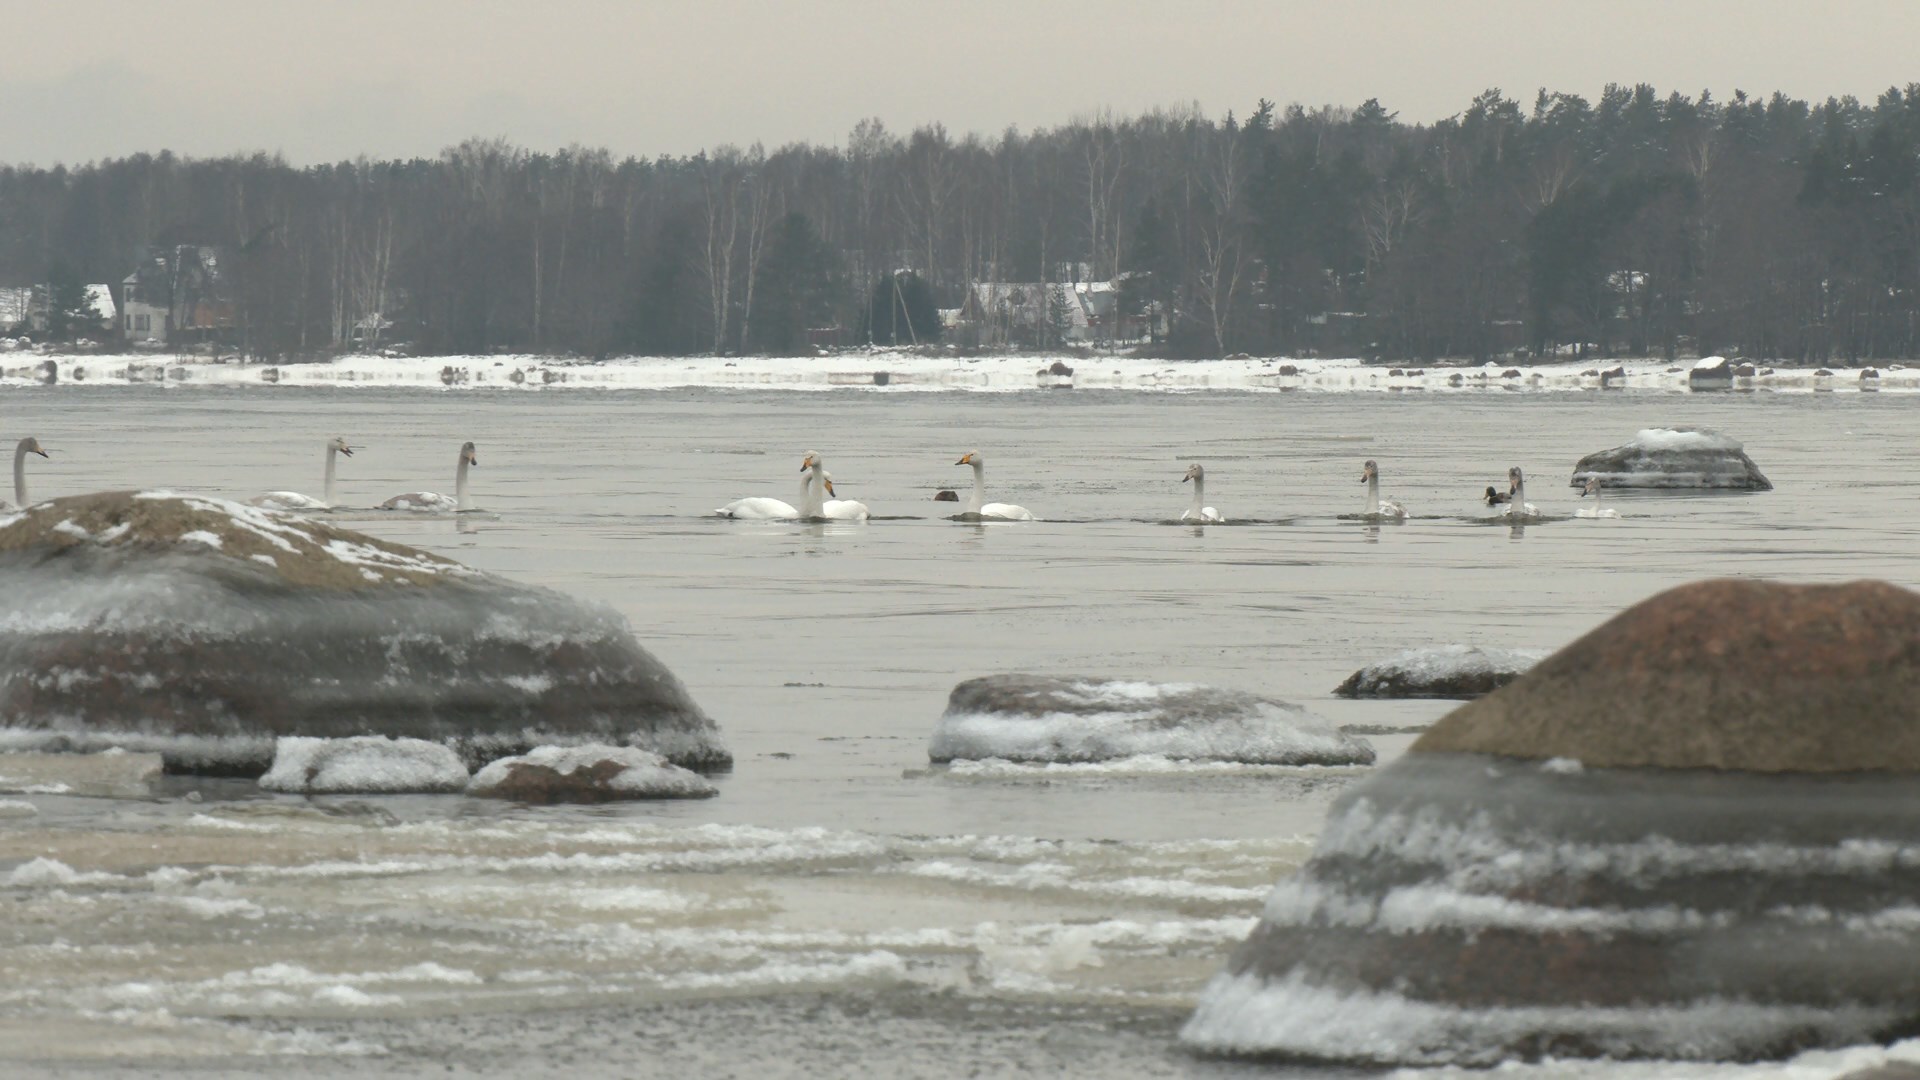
8 0 1917 165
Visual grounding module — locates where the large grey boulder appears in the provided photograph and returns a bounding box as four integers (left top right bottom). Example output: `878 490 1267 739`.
0 492 730 774
1184 579 1920 1066
930 673 1374 765
1571 427 1771 490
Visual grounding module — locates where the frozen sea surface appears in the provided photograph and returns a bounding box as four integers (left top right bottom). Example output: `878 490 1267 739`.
3 377 1919 1076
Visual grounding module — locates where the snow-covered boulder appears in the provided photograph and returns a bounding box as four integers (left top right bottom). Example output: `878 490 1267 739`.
0 492 730 774
929 674 1374 766
1687 354 1733 389
258 736 469 794
1333 645 1547 699
466 745 717 802
1570 427 1772 490
1185 579 1920 1066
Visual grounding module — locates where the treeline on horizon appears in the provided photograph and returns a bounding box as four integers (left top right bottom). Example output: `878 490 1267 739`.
2 82 1918 363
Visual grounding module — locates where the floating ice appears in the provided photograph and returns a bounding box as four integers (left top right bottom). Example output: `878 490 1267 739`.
258 736 470 794
929 674 1374 765
1334 645 1548 699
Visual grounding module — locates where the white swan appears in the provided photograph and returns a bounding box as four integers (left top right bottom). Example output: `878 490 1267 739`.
954 450 1035 521
1575 476 1620 518
379 441 477 512
1360 459 1408 518
1503 465 1540 517
818 471 871 522
0 437 50 510
1181 463 1223 522
250 436 354 511
715 453 815 520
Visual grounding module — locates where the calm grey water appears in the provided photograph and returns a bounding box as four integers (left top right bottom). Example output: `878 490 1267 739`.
1 384 1915 1077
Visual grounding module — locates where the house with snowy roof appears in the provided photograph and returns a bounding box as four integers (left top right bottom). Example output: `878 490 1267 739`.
121 245 233 346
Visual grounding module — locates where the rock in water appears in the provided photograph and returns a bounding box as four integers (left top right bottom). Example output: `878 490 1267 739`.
0 492 730 774
467 744 717 802
259 736 470 794
1571 427 1771 490
929 674 1374 765
1184 580 1920 1066
1333 645 1547 699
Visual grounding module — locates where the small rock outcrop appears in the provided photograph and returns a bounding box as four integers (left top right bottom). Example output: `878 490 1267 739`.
466 745 717 802
1184 579 1920 1066
0 492 730 775
1571 427 1772 490
929 674 1374 765
1333 645 1547 699
1687 354 1733 388
258 736 470 794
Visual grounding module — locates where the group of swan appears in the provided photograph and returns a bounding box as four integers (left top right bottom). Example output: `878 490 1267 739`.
248 438 479 513
715 452 870 521
0 436 50 511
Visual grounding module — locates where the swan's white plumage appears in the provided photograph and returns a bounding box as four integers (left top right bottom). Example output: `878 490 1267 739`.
715 461 813 520
1502 466 1539 518
1575 476 1620 518
251 437 353 512
381 441 476 513
956 450 1035 521
819 472 870 521
1181 463 1224 522
1361 460 1408 519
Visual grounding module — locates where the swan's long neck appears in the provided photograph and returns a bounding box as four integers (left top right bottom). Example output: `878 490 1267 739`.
967 461 985 514
1514 475 1527 508
1189 475 1206 516
454 454 472 511
12 443 28 507
1365 474 1380 515
801 467 825 518
322 445 339 507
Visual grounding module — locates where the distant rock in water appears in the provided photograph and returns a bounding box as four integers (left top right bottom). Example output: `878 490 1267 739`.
1333 645 1547 699
1687 354 1734 389
467 744 717 802
933 489 960 502
1571 427 1772 490
0 492 730 775
259 736 469 794
1185 579 1920 1066
929 673 1374 766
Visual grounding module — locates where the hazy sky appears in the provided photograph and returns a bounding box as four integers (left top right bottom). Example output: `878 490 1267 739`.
8 0 1917 165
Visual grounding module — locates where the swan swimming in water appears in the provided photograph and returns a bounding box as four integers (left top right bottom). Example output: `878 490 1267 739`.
1 437 50 510
1503 466 1540 517
1181 463 1223 522
714 454 818 520
818 472 871 521
954 450 1035 521
1360 460 1408 518
1575 476 1620 518
379 441 477 512
251 437 354 510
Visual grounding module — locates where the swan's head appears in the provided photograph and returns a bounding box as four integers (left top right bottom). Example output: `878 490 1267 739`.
460 441 478 467
800 451 822 473
1508 465 1524 494
1183 463 1204 484
1361 459 1380 484
329 436 354 457
956 450 981 467
17 437 48 459
823 472 837 498
1581 476 1601 498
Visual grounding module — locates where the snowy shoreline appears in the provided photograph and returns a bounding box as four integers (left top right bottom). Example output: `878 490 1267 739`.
2 350 1914 394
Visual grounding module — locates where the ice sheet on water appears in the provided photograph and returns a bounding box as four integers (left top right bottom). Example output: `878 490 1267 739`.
467 744 718 799
258 736 470 794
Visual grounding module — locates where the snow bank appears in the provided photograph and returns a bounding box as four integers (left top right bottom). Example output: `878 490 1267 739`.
258 736 470 794
929 674 1374 766
1334 645 1548 699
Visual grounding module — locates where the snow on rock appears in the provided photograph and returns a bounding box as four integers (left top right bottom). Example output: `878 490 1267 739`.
258 736 469 794
1333 645 1547 700
0 491 730 774
466 744 718 802
1571 427 1772 490
928 674 1374 766
1185 579 1920 1066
